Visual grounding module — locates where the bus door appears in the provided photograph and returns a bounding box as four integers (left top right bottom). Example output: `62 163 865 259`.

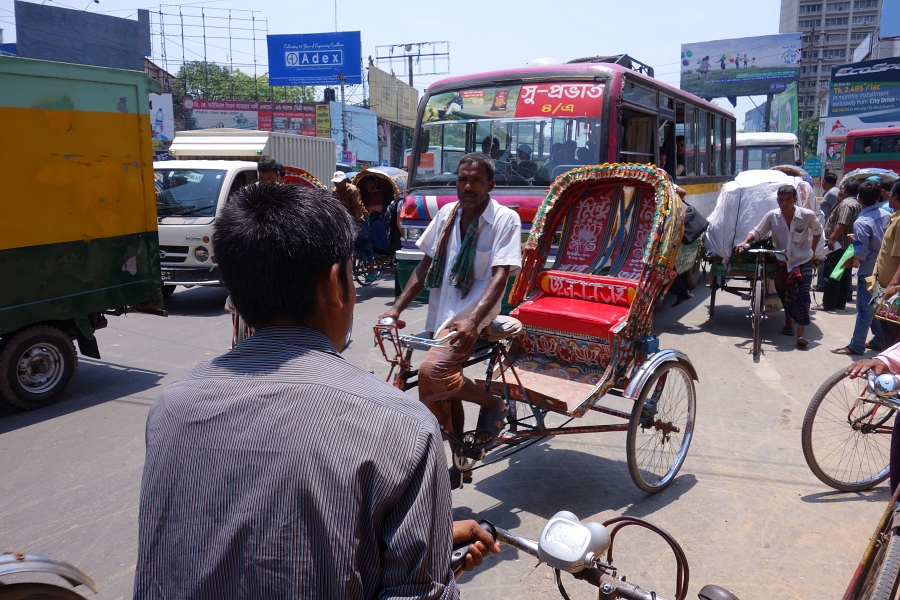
658 93 676 178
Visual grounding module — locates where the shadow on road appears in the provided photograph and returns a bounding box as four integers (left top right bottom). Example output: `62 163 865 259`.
801 487 892 504
163 285 230 317
0 359 166 429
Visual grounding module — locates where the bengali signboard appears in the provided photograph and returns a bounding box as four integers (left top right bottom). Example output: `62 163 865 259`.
422 82 604 122
315 104 331 138
182 99 318 135
680 33 801 98
267 31 362 86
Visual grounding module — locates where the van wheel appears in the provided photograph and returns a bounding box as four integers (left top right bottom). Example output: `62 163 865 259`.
683 257 703 290
161 285 177 298
0 326 78 410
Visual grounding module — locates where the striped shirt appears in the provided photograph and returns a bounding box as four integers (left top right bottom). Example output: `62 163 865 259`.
133 327 457 600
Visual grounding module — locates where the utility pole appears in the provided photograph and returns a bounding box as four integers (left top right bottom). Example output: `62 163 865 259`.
338 74 348 151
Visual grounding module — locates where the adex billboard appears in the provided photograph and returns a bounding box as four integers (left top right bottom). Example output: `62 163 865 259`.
826 57 900 139
267 31 361 86
680 33 801 98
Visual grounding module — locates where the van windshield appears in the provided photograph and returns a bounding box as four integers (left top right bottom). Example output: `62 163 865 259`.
155 169 226 217
736 146 797 173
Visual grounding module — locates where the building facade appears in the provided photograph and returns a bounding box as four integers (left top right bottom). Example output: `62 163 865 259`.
780 0 884 118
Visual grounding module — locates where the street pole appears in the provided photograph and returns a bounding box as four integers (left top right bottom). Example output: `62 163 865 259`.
339 74 348 152
408 54 413 88
764 93 773 133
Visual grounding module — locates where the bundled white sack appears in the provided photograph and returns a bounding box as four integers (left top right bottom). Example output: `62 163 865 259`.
704 170 822 261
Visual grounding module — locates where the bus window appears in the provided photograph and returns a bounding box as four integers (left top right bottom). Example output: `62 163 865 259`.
684 106 696 176
620 107 656 164
698 110 709 175
725 120 734 175
713 117 723 176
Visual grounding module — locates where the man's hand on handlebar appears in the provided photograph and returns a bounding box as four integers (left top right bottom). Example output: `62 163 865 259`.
453 519 500 572
377 308 406 329
847 358 890 379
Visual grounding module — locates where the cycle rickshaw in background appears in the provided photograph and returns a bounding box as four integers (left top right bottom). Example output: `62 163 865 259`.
350 167 407 286
376 163 698 493
702 168 822 356
840 168 898 189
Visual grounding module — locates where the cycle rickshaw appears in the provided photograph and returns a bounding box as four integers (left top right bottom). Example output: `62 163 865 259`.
703 168 820 356
350 166 407 286
376 163 698 493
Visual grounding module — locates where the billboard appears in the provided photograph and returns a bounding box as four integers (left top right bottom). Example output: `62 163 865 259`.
149 93 175 142
367 64 419 129
826 57 900 138
680 33 801 98
743 100 769 132
182 99 319 135
267 32 362 86
882 0 900 39
769 82 798 137
14 1 150 71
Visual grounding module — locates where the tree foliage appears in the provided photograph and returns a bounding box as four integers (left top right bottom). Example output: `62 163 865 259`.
175 61 314 103
801 117 819 160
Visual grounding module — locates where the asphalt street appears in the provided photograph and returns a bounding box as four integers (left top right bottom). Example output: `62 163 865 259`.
0 274 893 600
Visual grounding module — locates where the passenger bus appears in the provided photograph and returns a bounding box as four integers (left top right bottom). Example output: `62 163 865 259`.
735 132 801 174
844 127 900 174
397 60 737 299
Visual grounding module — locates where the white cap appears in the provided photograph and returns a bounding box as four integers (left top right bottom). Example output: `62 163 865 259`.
332 171 348 183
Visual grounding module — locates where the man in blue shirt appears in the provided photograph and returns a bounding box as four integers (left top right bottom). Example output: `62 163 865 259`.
833 180 891 355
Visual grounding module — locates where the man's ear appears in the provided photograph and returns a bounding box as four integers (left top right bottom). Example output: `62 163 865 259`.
321 262 353 308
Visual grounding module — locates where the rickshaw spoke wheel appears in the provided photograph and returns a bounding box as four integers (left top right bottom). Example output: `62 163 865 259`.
626 361 696 493
801 368 892 492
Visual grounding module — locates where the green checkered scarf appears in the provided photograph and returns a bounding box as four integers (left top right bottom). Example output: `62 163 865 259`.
424 201 487 299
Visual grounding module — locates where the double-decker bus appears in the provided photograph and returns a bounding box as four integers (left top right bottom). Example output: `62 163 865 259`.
397 60 737 297
844 127 900 174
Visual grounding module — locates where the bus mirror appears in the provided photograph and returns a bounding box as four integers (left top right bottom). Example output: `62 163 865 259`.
418 130 430 154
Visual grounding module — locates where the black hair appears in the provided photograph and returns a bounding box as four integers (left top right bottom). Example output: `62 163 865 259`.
882 180 894 193
777 184 797 198
457 152 495 182
213 183 355 327
893 181 900 197
859 180 882 206
823 172 838 186
676 135 685 143
844 179 861 197
258 158 285 177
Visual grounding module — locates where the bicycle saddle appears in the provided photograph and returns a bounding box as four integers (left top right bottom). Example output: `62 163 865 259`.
698 585 741 600
480 316 524 342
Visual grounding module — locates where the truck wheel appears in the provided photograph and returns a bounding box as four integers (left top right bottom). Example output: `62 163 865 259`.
0 326 78 410
161 285 177 298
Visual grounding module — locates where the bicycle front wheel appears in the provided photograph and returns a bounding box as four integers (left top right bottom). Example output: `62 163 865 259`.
801 368 893 492
627 361 696 493
751 277 763 356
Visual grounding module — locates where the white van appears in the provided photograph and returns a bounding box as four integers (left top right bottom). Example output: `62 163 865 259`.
735 132 801 173
154 160 259 297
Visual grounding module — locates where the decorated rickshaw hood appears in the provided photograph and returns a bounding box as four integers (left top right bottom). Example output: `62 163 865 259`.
351 166 408 201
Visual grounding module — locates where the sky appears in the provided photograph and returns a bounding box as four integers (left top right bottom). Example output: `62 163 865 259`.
0 0 787 126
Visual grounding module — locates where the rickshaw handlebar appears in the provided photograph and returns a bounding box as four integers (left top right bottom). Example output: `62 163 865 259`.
377 318 454 347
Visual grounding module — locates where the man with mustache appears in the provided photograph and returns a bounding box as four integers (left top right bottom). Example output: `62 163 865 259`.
379 153 522 489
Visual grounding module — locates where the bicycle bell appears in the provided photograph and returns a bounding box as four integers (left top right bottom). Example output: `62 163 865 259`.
871 373 900 399
537 511 611 573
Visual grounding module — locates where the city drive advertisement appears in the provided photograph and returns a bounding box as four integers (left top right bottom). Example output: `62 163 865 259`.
826 56 900 138
680 33 801 98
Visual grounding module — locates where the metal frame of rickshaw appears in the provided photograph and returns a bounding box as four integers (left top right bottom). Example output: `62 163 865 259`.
375 163 699 493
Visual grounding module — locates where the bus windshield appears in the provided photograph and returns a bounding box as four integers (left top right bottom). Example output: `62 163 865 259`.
411 82 604 188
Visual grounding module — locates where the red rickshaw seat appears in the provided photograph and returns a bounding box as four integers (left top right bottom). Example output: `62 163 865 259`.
512 296 629 340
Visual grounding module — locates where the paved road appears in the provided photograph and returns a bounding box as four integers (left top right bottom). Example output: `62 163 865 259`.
0 276 892 600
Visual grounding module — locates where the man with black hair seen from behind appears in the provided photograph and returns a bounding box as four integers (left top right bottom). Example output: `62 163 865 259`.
257 157 284 183
134 182 498 599
815 172 840 291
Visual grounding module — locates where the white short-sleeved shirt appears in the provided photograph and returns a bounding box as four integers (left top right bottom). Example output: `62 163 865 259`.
750 206 823 271
417 197 522 334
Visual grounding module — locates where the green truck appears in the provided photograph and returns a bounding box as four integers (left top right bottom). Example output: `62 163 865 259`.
0 56 164 410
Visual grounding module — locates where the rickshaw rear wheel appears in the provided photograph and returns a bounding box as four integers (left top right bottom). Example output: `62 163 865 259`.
709 276 719 316
751 278 763 356
626 361 696 493
0 583 86 599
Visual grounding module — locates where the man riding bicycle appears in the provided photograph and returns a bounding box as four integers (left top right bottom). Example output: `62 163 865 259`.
379 152 522 488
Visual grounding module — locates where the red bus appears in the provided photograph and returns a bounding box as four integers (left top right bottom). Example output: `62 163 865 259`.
397 60 737 299
844 127 900 173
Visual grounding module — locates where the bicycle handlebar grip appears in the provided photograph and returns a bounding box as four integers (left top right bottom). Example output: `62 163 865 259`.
379 317 397 326
450 520 499 575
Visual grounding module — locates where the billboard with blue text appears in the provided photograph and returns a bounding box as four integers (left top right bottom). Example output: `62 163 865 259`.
267 32 361 86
